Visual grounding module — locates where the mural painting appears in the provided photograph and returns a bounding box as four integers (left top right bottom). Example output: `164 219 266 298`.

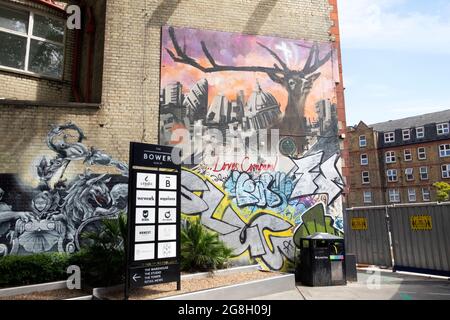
0 123 128 257
160 26 344 270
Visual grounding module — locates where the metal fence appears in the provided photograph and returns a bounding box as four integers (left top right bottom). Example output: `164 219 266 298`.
345 206 392 267
345 203 450 277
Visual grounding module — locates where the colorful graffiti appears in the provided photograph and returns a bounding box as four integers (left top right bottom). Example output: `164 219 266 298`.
0 123 128 256
160 26 344 270
181 169 342 270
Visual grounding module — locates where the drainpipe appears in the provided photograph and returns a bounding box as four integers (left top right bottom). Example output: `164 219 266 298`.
71 26 82 102
85 6 95 102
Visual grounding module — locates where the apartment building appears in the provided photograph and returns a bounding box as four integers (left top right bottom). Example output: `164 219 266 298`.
347 109 450 207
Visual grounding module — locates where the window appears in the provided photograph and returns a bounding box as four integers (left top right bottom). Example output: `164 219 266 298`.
404 149 412 161
359 135 367 147
439 144 450 157
384 132 395 143
387 169 398 182
405 168 414 181
363 191 372 204
388 189 400 203
402 129 410 141
422 188 431 202
362 171 370 184
437 123 449 135
0 4 65 78
416 127 425 139
408 188 416 202
417 147 426 160
360 154 368 166
419 167 428 180
385 151 396 163
441 164 450 178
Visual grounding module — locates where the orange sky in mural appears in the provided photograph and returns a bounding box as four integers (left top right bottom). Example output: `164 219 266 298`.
161 27 338 121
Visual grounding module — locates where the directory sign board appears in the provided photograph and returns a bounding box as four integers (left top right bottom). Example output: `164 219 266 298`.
125 143 181 299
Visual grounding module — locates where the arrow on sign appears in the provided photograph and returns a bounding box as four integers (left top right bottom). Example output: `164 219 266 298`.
132 274 141 282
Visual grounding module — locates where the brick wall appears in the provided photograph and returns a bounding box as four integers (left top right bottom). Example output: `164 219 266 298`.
1 0 340 180
0 0 74 102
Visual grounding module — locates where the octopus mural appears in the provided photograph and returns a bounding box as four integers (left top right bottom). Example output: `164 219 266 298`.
0 123 128 256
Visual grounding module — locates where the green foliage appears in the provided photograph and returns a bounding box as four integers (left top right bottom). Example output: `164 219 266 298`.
0 253 70 287
433 182 450 202
181 219 233 272
293 203 343 248
69 213 127 288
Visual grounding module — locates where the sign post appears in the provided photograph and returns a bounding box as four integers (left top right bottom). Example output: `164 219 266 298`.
124 142 181 300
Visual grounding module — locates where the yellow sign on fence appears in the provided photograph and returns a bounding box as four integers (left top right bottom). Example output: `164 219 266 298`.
410 215 432 230
351 217 368 230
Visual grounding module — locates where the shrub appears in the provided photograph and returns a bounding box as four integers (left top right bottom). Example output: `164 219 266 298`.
180 219 233 272
0 253 70 287
69 213 127 288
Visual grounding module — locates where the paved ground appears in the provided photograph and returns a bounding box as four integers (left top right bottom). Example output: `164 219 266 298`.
250 270 450 300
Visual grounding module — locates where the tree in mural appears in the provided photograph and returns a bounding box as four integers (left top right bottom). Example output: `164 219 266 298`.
165 26 333 153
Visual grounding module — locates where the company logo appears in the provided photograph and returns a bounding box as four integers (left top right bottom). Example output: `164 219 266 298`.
143 210 149 218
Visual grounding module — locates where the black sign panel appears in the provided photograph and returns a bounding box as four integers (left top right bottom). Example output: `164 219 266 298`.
130 142 181 169
129 264 180 288
125 142 181 299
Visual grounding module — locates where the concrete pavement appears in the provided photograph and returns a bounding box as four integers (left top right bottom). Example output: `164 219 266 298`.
250 270 450 300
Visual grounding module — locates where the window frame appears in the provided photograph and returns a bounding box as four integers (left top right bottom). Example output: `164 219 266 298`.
405 168 414 181
439 144 450 158
422 188 431 202
441 164 450 179
416 127 425 139
388 189 400 203
437 123 449 136
419 166 429 180
359 135 367 148
0 2 66 80
361 171 370 184
408 188 416 202
385 151 396 164
384 132 395 143
402 129 410 141
363 191 372 204
386 169 398 182
417 147 427 160
360 153 368 166
404 149 412 162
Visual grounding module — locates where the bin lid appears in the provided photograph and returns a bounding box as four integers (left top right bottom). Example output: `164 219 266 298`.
303 232 343 240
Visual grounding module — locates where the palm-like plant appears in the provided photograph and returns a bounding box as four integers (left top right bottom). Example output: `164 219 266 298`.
181 219 233 272
69 213 127 287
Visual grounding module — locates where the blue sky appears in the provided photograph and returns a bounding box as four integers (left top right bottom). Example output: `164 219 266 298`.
338 0 450 126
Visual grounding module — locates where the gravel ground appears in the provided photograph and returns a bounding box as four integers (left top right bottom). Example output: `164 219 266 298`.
107 270 279 300
0 289 91 300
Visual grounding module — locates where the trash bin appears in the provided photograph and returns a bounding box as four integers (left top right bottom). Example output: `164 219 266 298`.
295 232 346 286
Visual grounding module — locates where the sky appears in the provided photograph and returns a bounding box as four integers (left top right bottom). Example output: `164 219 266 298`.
161 26 338 121
338 0 450 126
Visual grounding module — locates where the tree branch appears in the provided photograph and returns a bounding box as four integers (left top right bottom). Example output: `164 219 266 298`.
300 42 332 75
165 26 291 78
257 41 289 71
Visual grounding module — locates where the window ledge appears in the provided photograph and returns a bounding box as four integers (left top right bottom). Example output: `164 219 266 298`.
0 99 100 108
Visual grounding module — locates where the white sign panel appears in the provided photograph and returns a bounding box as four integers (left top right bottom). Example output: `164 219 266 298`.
135 243 155 261
136 190 156 206
136 208 155 224
158 225 177 241
158 207 177 223
159 174 177 190
158 241 177 259
135 225 155 242
136 172 156 189
159 191 177 206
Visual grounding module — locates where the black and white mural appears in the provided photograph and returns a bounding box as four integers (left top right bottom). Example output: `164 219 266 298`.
0 123 128 256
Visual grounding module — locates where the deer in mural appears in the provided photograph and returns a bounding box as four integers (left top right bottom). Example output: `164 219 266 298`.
165 26 333 154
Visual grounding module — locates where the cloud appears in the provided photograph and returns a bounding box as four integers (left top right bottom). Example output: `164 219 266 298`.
338 0 450 54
